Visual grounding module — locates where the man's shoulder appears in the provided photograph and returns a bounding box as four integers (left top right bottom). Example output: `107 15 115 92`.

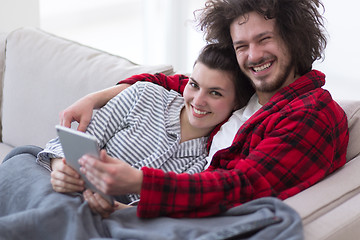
280 88 347 126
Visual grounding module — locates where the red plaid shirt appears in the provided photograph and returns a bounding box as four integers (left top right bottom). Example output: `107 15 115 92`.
120 70 349 218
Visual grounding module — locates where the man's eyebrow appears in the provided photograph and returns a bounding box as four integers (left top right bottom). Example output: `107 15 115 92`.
233 31 273 46
255 31 273 40
233 40 246 46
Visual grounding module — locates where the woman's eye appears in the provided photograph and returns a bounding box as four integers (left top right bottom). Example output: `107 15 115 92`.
190 82 198 88
210 91 222 97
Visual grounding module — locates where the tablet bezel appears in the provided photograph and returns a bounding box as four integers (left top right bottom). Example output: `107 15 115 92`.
55 125 114 205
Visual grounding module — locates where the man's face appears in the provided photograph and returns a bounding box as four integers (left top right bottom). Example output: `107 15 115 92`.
230 11 296 104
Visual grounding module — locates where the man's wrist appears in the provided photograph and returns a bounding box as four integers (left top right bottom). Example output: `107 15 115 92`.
134 169 144 194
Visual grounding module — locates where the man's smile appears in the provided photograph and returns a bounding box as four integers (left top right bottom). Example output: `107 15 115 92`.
252 62 272 73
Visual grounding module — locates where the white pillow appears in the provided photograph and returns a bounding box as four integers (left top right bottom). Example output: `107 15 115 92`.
1 27 173 148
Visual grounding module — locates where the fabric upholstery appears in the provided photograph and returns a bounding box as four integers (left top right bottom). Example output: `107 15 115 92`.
0 32 7 143
338 100 360 161
1 28 173 150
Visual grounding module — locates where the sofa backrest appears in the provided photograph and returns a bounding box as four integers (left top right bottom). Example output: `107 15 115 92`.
0 32 7 142
0 27 174 148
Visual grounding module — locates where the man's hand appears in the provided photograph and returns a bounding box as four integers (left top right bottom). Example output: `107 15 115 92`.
50 158 85 193
83 189 131 218
79 150 143 196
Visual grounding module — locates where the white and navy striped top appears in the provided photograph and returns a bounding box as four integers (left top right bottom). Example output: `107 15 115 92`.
37 82 209 202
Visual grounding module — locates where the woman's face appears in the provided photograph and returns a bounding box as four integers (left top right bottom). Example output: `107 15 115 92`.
182 62 238 135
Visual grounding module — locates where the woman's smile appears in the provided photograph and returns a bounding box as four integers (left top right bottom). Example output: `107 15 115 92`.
192 105 210 117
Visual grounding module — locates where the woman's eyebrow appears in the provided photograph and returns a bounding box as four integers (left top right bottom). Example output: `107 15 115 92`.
189 77 197 82
189 77 226 91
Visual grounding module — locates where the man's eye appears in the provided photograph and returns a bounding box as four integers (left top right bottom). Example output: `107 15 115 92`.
260 37 271 42
235 45 247 52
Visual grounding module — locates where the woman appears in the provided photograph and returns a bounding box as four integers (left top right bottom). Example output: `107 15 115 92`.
37 43 253 217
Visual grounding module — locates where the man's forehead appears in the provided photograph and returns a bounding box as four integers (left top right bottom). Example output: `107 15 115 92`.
232 11 274 26
235 13 251 26
231 12 275 35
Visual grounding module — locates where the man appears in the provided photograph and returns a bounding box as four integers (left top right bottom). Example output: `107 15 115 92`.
58 0 349 218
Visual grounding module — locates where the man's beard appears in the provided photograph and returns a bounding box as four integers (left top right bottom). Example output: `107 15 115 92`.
251 61 293 93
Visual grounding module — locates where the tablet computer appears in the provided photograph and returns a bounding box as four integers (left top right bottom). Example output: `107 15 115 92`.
55 125 114 205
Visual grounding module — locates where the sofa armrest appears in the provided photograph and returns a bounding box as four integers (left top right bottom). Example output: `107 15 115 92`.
337 100 360 161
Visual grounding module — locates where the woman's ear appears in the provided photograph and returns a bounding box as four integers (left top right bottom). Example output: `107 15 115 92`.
233 102 240 111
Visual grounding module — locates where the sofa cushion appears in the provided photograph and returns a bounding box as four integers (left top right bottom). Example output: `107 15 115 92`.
337 100 360 162
1 27 173 149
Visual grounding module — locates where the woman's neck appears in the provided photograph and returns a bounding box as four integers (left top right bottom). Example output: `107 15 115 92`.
179 107 211 143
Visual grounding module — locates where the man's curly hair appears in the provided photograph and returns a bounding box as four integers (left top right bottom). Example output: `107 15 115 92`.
195 0 328 76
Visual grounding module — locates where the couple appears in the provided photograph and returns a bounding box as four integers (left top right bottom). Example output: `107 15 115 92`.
7 0 349 221
36 43 253 217
51 0 349 219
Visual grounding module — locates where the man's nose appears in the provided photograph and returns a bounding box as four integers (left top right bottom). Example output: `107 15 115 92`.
248 44 263 63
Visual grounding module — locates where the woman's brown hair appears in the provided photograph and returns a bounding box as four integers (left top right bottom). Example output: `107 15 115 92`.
195 43 255 109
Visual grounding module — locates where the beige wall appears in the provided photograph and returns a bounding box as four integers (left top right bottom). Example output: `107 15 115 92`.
0 0 39 32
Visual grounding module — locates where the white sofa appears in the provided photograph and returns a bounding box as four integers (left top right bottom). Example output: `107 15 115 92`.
1 28 359 240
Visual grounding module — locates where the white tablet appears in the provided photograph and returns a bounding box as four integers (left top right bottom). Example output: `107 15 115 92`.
55 125 114 205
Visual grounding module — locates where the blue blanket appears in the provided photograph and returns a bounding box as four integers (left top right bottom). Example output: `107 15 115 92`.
0 146 303 240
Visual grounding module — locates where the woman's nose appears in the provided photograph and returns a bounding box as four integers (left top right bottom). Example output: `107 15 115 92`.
192 92 206 107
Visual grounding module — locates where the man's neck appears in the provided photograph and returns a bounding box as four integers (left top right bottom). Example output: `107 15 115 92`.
257 74 301 105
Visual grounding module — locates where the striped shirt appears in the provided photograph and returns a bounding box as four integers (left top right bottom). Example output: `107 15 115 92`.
37 82 209 202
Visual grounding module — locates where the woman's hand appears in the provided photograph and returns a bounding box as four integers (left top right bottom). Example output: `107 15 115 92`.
83 189 131 218
50 158 85 193
59 96 95 132
79 150 143 196
59 84 131 132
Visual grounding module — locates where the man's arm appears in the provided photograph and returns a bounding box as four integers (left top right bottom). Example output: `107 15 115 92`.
136 100 349 218
60 73 189 132
78 103 348 219
118 73 189 94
